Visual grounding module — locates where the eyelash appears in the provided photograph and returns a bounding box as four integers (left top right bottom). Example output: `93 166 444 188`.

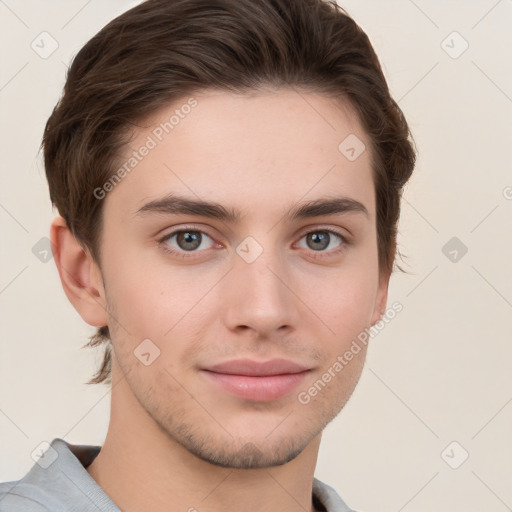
158 225 350 260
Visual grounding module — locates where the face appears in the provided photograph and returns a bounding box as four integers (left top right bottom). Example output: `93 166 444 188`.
96 88 388 468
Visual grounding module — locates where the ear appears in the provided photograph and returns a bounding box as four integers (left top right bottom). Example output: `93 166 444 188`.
370 269 390 326
50 216 108 328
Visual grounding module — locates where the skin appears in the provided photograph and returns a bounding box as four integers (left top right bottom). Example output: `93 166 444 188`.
51 88 389 512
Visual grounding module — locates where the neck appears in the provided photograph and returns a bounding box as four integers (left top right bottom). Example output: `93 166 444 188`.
86 363 322 512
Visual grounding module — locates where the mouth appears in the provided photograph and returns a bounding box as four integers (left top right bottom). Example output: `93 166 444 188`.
200 358 311 402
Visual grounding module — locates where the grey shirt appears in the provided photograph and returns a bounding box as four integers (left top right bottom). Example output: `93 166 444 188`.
0 438 356 511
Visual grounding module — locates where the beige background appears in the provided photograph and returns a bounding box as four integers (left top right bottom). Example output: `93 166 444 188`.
1 1 511 510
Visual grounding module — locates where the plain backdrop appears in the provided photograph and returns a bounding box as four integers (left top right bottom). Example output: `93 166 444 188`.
1 1 511 511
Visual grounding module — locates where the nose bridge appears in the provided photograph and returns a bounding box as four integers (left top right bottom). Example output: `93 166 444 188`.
223 236 298 334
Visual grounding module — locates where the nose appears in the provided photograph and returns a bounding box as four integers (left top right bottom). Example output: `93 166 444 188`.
222 245 300 338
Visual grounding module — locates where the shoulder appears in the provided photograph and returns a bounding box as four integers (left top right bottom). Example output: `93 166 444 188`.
0 480 53 511
0 438 110 512
313 478 361 512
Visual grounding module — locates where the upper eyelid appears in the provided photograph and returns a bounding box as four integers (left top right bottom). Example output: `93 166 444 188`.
160 222 350 236
160 225 216 242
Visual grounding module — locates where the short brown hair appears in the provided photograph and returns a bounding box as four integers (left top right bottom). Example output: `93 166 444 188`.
43 0 416 385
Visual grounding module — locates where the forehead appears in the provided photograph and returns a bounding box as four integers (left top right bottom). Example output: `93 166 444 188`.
106 88 375 221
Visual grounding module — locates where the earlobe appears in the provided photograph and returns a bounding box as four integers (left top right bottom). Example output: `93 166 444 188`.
50 216 108 328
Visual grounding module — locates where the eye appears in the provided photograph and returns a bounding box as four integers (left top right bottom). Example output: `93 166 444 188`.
296 229 346 253
162 229 216 254
158 226 349 261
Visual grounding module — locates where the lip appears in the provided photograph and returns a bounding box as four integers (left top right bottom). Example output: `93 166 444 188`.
201 358 311 402
206 358 309 376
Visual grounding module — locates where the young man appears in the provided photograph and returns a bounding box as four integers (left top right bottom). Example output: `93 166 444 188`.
0 0 415 510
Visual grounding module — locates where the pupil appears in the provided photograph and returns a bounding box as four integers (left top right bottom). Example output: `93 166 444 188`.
177 231 201 251
307 232 329 251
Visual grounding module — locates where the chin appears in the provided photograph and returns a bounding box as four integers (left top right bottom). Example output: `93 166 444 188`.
186 438 307 469
163 414 327 470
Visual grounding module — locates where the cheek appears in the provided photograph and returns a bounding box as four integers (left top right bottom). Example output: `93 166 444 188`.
102 245 221 341
299 263 379 334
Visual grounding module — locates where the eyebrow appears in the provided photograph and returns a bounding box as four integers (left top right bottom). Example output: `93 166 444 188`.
135 194 369 222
